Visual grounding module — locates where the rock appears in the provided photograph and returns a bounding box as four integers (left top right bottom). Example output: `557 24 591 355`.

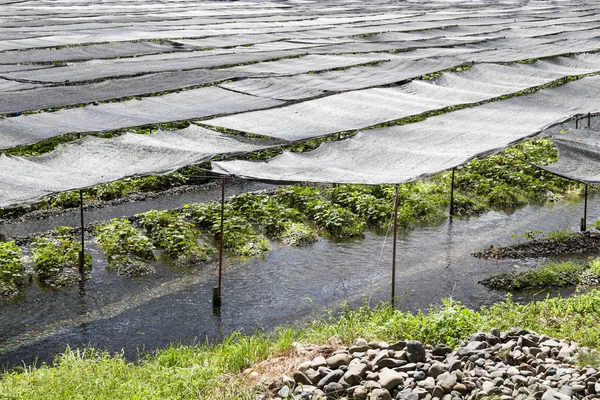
344 363 368 386
293 371 312 386
389 341 407 351
317 369 344 389
355 338 368 346
431 345 452 357
379 368 404 390
432 385 445 398
323 382 344 396
453 383 467 395
326 353 351 368
370 388 392 400
353 386 369 400
406 341 426 363
283 375 295 387
297 361 312 374
541 388 572 400
428 363 447 379
540 340 561 348
312 356 327 369
278 385 291 398
351 345 370 353
440 373 457 392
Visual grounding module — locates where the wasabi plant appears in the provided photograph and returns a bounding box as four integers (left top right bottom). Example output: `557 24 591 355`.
32 226 92 288
0 241 24 296
275 186 365 238
185 202 270 256
138 210 210 266
95 219 157 276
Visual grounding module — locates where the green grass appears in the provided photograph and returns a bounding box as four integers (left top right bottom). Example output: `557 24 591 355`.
3 291 600 399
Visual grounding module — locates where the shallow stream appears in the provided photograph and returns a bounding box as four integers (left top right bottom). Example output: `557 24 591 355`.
0 187 598 369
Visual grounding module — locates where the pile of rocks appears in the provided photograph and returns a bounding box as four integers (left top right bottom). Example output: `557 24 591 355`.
472 231 600 260
276 329 600 400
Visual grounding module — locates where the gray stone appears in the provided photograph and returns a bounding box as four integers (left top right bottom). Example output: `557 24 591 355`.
406 341 427 363
540 340 561 348
323 382 344 396
440 373 457 392
432 385 445 398
541 388 571 400
364 381 382 391
397 363 418 372
297 361 312 374
326 353 351 368
344 363 368 386
317 369 344 389
466 341 487 351
278 385 291 398
431 345 452 357
428 363 447 379
379 368 404 390
312 356 327 369
389 341 407 351
370 388 392 400
350 345 371 353
293 371 312 386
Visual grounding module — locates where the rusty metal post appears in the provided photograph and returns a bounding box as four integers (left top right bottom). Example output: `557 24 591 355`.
78 189 85 275
582 184 589 232
391 186 399 306
213 177 225 308
449 168 456 217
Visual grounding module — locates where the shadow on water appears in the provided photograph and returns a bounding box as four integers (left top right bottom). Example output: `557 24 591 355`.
1 191 600 369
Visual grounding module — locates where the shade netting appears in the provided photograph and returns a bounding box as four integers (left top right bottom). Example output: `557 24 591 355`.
212 75 600 185
0 125 273 208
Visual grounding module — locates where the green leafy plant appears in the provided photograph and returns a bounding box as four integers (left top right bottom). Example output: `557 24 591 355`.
0 241 24 296
95 219 157 276
138 210 210 266
32 226 91 288
185 203 270 256
275 187 364 238
227 193 317 246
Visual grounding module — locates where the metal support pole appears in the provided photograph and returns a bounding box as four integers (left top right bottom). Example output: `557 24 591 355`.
576 117 579 129
78 189 85 275
213 177 225 308
582 184 588 232
589 113 592 128
391 186 399 306
449 168 456 218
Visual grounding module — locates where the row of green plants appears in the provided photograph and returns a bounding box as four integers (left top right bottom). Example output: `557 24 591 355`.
3 291 600 398
481 258 600 290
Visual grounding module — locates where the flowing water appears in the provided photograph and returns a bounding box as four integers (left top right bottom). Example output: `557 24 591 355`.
0 188 598 369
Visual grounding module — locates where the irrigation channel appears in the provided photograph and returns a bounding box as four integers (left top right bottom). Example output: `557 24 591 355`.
0 183 597 369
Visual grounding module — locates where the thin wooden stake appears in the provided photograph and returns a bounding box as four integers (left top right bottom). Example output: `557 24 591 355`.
449 168 456 217
391 186 399 306
213 177 225 308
